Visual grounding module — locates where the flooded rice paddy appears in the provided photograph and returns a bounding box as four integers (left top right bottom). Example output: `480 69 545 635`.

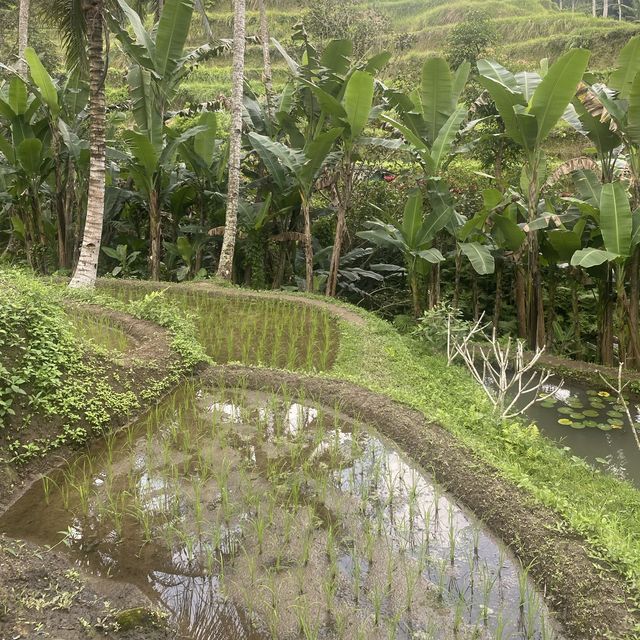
1 381 559 639
97 284 338 372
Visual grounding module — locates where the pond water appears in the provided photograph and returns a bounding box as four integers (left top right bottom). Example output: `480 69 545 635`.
518 377 640 487
1 381 560 640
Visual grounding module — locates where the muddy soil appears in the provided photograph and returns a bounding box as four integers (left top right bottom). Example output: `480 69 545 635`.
0 306 181 640
201 366 640 640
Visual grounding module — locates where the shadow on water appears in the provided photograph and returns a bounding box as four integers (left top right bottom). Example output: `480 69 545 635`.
0 383 562 639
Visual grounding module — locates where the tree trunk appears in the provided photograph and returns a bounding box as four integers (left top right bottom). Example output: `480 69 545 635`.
570 268 582 357
593 0 597 16
493 259 502 332
603 0 609 17
453 250 461 308
598 268 615 366
326 160 353 297
546 269 557 349
302 196 314 292
629 246 640 367
515 260 527 339
17 0 29 75
258 0 275 121
69 0 106 289
618 0 623 19
217 0 246 281
149 189 161 280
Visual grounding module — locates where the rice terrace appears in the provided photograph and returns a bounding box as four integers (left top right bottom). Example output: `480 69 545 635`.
2 0 640 638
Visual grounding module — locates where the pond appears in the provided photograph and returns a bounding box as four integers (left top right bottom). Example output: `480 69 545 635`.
519 377 640 487
0 381 560 640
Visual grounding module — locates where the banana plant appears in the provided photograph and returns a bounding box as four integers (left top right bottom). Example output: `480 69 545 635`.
248 127 342 291
277 37 391 296
108 0 216 279
0 77 55 272
357 189 447 316
478 48 591 349
569 180 640 364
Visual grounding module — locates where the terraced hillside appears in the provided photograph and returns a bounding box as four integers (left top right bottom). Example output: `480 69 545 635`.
135 0 640 107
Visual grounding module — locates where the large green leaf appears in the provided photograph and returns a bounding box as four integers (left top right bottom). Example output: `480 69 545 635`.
300 79 348 123
572 98 619 154
342 71 374 140
628 72 640 145
320 40 352 76
380 115 434 173
421 57 453 143
478 76 534 153
430 105 466 171
547 230 582 262
460 242 495 275
572 169 602 206
24 48 59 116
123 130 159 185
401 189 423 248
8 78 27 116
155 0 194 79
451 62 470 106
301 127 342 189
600 182 632 257
194 111 217 167
571 247 619 268
609 35 640 99
477 59 519 92
248 132 290 191
528 48 590 144
107 4 158 72
492 213 526 251
415 248 445 263
16 138 42 175
127 66 163 153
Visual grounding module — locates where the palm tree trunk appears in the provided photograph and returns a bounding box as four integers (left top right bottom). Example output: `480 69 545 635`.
69 0 106 288
17 0 30 75
258 0 275 120
217 0 246 281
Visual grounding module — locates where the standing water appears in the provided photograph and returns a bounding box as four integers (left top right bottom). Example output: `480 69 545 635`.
0 382 561 639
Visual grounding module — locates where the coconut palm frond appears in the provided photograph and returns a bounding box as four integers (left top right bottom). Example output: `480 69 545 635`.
36 0 88 71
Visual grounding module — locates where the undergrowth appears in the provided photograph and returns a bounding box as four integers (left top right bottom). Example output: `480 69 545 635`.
0 268 208 465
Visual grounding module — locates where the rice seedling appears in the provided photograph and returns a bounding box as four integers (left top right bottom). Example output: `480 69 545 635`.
371 581 386 627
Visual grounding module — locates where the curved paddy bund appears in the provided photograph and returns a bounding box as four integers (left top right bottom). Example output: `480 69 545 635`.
93 279 640 639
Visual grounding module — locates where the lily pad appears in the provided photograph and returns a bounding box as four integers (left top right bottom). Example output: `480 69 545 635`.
607 410 624 419
570 412 585 420
598 424 613 431
583 410 599 417
597 391 611 397
557 407 574 415
558 418 573 426
540 400 556 408
586 389 599 396
583 420 600 428
590 402 606 410
570 422 586 429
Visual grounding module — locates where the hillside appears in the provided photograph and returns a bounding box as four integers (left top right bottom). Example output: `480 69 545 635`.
151 0 640 107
